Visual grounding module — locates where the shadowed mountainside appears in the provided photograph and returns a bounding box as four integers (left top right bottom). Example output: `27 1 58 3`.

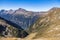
0 16 28 38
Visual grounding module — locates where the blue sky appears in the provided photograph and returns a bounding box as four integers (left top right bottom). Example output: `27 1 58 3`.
0 0 60 11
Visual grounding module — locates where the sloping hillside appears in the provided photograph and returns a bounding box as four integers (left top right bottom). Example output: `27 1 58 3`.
28 7 60 39
0 17 28 38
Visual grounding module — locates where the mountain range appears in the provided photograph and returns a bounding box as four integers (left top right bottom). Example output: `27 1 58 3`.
0 8 42 38
0 8 41 30
0 7 60 39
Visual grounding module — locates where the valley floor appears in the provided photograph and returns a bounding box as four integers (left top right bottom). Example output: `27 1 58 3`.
0 33 60 40
0 37 60 40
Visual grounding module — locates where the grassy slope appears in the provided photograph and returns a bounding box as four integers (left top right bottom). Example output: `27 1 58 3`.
28 8 60 39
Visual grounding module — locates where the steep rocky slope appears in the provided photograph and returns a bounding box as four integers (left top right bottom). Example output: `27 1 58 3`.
0 8 45 38
0 17 28 38
0 19 18 37
28 7 60 39
0 8 40 30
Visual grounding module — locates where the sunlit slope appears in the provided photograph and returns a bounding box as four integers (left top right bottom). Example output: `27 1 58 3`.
28 8 60 38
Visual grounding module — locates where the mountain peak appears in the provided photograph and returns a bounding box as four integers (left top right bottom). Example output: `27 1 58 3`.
17 8 26 12
14 8 27 14
48 7 60 14
50 7 60 11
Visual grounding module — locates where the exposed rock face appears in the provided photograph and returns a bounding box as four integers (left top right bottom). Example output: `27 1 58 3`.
0 8 40 31
29 7 60 38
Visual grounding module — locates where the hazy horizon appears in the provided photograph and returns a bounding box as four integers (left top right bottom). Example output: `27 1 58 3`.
0 0 60 11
